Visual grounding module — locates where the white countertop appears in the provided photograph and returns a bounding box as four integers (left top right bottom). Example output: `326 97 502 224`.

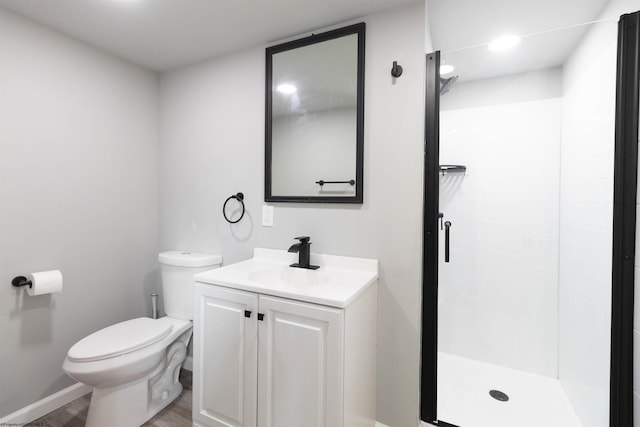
194 248 379 308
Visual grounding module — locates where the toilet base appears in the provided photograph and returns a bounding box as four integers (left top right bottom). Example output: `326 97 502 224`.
85 333 190 427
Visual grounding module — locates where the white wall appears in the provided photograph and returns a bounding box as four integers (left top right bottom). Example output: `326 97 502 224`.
558 17 618 427
438 71 562 377
159 5 425 426
0 7 159 417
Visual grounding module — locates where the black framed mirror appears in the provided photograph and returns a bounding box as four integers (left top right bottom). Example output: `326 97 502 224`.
265 23 365 203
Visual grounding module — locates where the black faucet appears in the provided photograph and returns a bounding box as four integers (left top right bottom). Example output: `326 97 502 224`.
288 236 319 270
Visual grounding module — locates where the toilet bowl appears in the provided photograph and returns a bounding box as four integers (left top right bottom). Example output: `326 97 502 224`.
62 251 221 427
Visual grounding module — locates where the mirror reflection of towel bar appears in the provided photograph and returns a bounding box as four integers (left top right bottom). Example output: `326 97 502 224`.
315 180 356 187
439 165 466 176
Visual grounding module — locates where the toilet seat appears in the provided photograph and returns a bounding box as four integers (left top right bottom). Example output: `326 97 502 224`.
68 317 173 362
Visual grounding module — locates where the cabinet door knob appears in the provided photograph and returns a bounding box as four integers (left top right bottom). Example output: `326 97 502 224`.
258 313 265 321
244 310 252 318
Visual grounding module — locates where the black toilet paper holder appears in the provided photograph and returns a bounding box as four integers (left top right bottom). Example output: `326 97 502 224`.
11 276 32 288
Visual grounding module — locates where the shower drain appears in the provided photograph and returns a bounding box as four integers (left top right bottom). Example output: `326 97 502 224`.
489 389 509 402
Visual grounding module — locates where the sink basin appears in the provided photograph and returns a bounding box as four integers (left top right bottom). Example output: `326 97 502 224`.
248 267 330 288
194 248 378 308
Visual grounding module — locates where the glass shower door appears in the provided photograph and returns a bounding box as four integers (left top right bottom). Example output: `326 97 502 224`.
429 18 620 427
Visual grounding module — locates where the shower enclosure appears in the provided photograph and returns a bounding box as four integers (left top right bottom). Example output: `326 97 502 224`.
421 10 639 427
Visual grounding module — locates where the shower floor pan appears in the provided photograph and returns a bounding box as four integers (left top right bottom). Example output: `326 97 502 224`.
437 352 582 427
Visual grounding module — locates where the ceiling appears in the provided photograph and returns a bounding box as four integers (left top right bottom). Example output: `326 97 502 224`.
0 0 419 71
428 0 611 53
0 0 614 78
427 0 613 82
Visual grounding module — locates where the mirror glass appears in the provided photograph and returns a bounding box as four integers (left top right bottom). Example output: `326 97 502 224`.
265 23 365 203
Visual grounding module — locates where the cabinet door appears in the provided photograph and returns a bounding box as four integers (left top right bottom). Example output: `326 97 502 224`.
257 295 344 427
193 284 258 427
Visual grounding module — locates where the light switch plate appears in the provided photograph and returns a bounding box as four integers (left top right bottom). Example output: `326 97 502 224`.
262 205 274 227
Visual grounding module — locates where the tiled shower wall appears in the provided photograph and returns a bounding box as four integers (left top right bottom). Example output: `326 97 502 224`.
558 18 617 427
438 70 562 377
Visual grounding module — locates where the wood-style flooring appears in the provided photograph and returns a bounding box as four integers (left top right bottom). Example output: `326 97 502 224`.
30 369 192 427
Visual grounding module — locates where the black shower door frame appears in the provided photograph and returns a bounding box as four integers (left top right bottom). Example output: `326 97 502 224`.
420 11 640 427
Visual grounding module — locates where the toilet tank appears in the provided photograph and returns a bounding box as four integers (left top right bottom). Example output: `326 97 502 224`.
158 251 222 320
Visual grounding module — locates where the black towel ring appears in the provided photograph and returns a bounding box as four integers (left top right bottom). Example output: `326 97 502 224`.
223 192 245 224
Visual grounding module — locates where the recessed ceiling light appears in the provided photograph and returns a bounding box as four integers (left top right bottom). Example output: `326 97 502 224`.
440 64 455 75
276 83 297 95
487 35 521 52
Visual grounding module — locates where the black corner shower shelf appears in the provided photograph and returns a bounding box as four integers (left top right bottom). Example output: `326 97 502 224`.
439 165 467 175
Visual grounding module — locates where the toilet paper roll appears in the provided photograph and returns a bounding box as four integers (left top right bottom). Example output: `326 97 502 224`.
26 270 63 296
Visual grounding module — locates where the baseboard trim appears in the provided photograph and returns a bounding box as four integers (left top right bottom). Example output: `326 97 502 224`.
376 421 429 427
0 382 91 425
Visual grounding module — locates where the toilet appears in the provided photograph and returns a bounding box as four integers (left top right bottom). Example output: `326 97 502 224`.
63 251 221 427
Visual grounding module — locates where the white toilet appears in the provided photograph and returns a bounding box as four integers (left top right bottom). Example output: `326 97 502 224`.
63 251 221 427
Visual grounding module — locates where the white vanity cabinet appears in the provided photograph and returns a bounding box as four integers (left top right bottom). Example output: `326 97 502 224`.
192 284 258 427
192 249 378 427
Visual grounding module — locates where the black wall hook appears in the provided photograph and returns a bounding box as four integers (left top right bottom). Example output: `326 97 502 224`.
223 192 245 224
391 61 403 78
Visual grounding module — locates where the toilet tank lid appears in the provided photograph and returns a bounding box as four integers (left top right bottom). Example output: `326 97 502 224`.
158 251 222 267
